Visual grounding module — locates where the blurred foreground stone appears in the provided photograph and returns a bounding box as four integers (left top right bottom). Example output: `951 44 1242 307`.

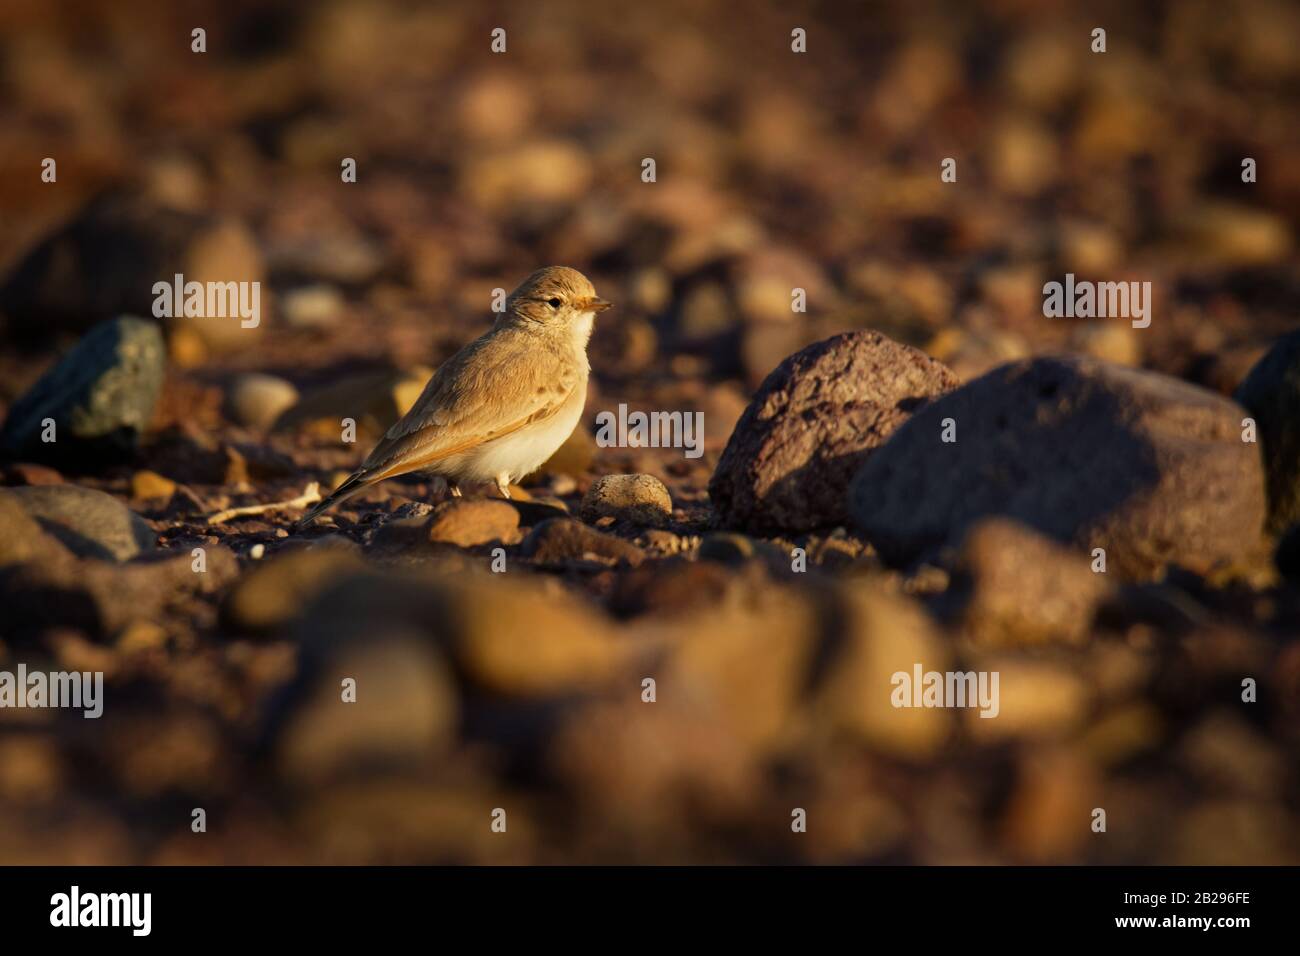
0 540 237 640
953 518 1112 647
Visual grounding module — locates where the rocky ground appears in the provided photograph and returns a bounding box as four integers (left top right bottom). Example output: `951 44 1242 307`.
1 0 1299 864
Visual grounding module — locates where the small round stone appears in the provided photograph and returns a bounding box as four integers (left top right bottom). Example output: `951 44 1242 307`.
579 474 672 528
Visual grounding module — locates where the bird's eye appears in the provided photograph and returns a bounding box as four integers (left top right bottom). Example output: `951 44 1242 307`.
547 297 562 308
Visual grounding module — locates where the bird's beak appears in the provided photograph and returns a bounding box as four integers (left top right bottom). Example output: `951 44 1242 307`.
583 296 613 313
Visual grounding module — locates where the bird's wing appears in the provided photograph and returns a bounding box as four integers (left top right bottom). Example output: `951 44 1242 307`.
360 330 580 481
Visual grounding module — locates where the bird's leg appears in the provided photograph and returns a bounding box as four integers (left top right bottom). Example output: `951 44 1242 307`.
495 473 512 500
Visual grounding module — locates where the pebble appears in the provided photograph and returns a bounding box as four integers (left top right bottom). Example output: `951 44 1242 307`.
425 498 521 547
280 284 344 329
225 373 300 430
579 474 672 528
130 470 177 502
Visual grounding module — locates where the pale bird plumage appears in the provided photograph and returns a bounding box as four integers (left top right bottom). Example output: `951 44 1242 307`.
297 266 610 526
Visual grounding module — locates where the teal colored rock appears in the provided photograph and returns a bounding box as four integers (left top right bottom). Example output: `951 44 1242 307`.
0 316 165 465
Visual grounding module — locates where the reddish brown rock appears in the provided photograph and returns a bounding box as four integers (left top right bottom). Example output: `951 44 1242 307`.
710 331 958 532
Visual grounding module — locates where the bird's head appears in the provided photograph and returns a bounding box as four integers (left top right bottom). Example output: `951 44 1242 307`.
505 266 611 337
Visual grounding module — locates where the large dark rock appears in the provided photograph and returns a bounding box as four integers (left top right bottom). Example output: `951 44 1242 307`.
850 356 1267 579
1234 330 1300 533
0 316 165 465
709 330 958 532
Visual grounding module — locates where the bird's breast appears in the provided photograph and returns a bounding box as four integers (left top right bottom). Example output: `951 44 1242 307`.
459 379 587 483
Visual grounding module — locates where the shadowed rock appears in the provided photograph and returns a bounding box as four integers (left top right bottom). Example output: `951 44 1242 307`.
850 356 1267 579
1234 330 1300 534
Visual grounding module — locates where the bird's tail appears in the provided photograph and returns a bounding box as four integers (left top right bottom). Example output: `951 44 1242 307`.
295 470 372 528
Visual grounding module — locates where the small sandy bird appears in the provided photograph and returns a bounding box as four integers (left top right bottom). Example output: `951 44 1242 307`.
297 266 610 526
